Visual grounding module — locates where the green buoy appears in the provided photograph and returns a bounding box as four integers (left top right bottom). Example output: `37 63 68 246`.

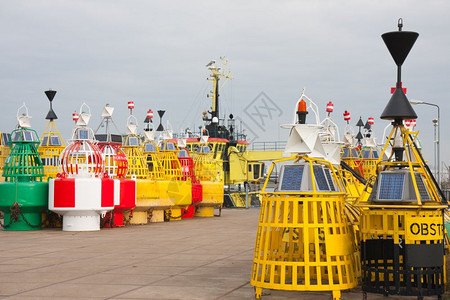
0 103 48 230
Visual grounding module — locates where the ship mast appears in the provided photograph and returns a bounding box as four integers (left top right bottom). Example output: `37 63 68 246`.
205 57 232 126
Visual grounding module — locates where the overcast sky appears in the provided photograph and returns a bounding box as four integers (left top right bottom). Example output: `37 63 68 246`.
1 0 449 171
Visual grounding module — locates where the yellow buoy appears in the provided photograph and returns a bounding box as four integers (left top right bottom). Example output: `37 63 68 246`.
159 140 192 221
251 91 358 299
357 20 447 298
38 121 65 179
193 140 223 217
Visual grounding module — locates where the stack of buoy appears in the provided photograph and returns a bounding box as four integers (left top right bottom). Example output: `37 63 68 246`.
48 103 115 231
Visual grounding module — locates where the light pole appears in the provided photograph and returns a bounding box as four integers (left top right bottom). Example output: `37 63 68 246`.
409 99 440 185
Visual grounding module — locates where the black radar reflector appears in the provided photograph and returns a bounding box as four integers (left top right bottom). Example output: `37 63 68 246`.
356 117 364 127
380 19 418 121
45 89 58 120
156 110 165 131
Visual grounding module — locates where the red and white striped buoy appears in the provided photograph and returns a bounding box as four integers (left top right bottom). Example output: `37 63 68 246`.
326 101 334 113
49 103 115 231
343 110 351 122
147 109 154 119
72 112 79 123
368 117 374 125
127 101 134 110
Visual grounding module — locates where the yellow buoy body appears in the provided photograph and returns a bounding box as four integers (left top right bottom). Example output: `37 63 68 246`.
159 141 192 220
123 135 174 223
251 156 358 299
357 125 447 297
38 121 65 180
193 146 224 217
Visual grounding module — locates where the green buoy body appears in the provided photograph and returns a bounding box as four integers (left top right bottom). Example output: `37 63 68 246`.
0 182 48 230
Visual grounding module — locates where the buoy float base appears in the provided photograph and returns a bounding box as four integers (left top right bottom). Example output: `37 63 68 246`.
63 214 100 231
0 182 48 231
41 211 62 228
2 212 42 231
195 206 214 217
181 205 196 219
103 210 125 228
113 211 124 227
167 207 182 221
128 211 148 224
149 209 164 223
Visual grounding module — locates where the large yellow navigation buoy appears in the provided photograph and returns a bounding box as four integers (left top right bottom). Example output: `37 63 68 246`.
251 91 358 300
357 20 448 299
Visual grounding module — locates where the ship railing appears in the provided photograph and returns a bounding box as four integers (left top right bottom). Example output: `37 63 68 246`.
250 141 286 151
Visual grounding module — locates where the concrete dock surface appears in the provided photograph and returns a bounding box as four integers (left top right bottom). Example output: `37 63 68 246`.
0 208 448 299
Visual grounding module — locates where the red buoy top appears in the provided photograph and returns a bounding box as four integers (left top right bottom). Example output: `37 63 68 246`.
147 109 153 119
326 101 334 113
411 119 416 127
404 119 411 127
72 112 79 122
128 101 134 110
297 100 307 112
343 110 350 121
368 117 374 125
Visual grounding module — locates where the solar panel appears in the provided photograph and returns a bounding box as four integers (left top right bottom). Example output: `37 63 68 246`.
78 130 89 140
41 136 48 146
280 165 304 191
166 142 175 150
378 173 404 200
313 165 330 191
50 136 62 146
351 149 358 157
2 133 10 145
178 149 188 158
95 134 107 142
363 150 370 159
342 148 350 158
111 134 123 143
145 143 156 152
13 132 20 141
414 173 430 201
324 168 336 191
128 137 139 146
23 131 33 141
373 150 379 159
